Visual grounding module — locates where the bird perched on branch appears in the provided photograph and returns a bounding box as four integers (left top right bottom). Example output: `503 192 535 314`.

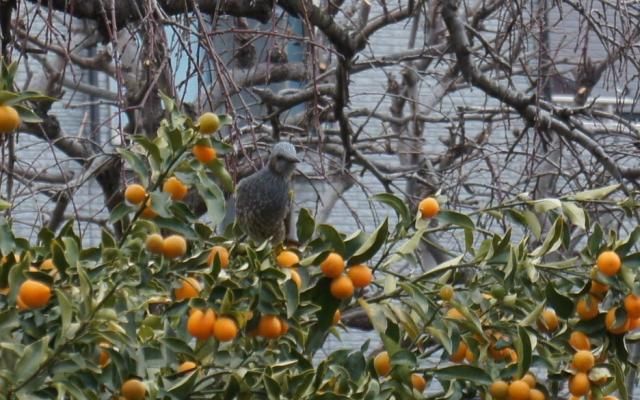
235 142 300 244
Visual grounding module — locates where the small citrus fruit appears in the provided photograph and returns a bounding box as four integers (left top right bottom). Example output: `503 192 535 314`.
330 275 354 299
597 250 621 276
537 308 559 332
418 197 439 218
174 277 201 301
198 112 220 134
145 233 164 254
257 315 282 339
439 285 454 301
290 269 302 289
207 246 229 268
522 373 536 388
569 331 591 351
177 361 197 373
488 379 509 399
163 177 188 201
589 279 609 298
280 319 289 335
529 388 546 400
450 341 468 363
332 309 341 325
373 351 391 377
121 378 146 400
569 372 590 396
320 252 344 278
572 350 595 372
18 279 52 309
162 235 187 259
507 380 530 400
410 373 427 392
624 293 640 319
140 199 157 219
0 105 21 133
446 308 464 320
187 308 216 340
605 307 630 334
347 264 373 288
192 144 217 163
40 258 55 271
276 250 299 268
576 295 600 320
213 317 238 342
124 184 146 205
16 295 27 311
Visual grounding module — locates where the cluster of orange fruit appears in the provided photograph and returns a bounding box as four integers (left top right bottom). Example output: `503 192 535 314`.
145 233 187 259
373 351 428 392
276 250 302 289
489 373 546 400
124 176 189 220
251 314 290 339
318 252 373 300
187 308 239 342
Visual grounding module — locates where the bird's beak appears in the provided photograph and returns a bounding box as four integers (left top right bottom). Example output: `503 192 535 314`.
288 155 301 163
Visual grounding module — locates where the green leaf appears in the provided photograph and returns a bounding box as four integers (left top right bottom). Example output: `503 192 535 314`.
570 184 620 201
0 219 15 254
371 193 411 227
15 336 49 384
13 105 43 123
317 225 345 255
55 289 73 343
117 148 149 184
434 365 492 385
283 279 299 319
296 208 315 244
515 326 533 379
545 283 574 319
132 135 162 167
168 369 199 397
531 198 562 213
531 217 564 257
522 210 542 239
349 218 388 265
610 358 628 400
0 198 10 211
438 210 474 230
562 201 586 229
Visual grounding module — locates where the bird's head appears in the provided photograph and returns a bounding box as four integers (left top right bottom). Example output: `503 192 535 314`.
268 142 300 178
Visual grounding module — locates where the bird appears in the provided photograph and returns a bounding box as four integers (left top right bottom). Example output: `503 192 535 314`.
235 142 300 245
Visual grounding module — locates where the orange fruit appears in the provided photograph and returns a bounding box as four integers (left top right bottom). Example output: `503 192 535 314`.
538 308 559 332
280 319 289 335
163 177 188 201
373 351 391 377
213 317 238 342
569 331 591 350
624 294 640 319
630 317 640 330
330 275 354 299
450 341 468 363
347 264 373 288
207 246 229 268
276 250 299 268
439 285 454 301
507 380 530 400
418 197 440 218
145 233 164 254
257 315 282 339
320 252 344 278
597 251 621 276
529 388 546 400
140 199 157 219
572 350 595 372
605 307 630 334
589 280 609 298
18 279 52 309
187 308 216 340
121 378 146 400
98 343 110 367
488 379 509 399
124 184 146 205
569 372 590 396
192 144 217 163
177 361 197 373
522 373 536 388
464 346 475 363
410 373 427 392
576 295 600 320
162 235 187 259
0 105 20 133
40 258 55 271
198 112 220 134
333 309 341 325
446 308 465 320
174 277 201 301
290 269 302 289
603 396 619 400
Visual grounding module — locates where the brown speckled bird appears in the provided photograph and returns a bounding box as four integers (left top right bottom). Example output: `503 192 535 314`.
235 142 299 244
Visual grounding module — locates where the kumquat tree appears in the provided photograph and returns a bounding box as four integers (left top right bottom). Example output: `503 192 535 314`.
0 91 638 399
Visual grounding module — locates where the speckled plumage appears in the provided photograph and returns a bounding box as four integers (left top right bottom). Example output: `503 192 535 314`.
235 142 299 244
